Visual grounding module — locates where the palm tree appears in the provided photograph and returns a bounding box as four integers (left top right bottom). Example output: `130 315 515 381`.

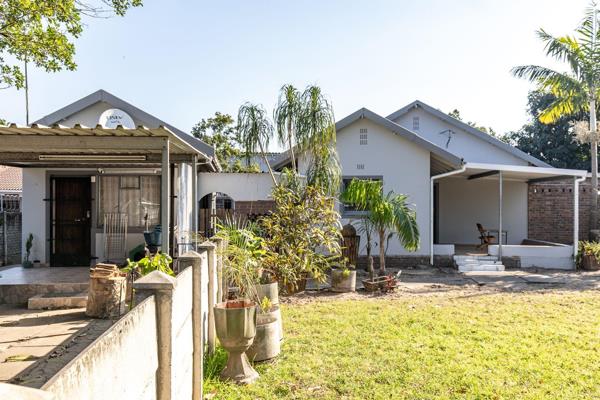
274 84 301 171
512 2 600 230
296 85 341 195
237 102 277 184
341 179 419 275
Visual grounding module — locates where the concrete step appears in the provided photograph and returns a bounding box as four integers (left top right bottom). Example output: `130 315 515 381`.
28 292 88 310
454 255 498 262
459 264 505 272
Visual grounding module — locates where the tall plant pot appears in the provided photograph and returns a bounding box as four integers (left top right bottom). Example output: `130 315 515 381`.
247 314 281 362
331 269 357 292
254 282 283 340
255 282 279 306
214 301 259 385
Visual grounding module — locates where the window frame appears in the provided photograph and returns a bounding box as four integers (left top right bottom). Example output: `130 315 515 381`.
340 175 383 218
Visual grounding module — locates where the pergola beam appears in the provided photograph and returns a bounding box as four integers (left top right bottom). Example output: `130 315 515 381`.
0 135 166 152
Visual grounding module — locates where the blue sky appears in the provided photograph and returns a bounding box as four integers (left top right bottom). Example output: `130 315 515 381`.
0 0 587 150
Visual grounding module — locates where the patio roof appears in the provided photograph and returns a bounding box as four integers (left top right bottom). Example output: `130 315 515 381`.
458 163 587 182
0 124 217 170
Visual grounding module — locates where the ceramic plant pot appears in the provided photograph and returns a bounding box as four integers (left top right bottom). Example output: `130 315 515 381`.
214 300 259 385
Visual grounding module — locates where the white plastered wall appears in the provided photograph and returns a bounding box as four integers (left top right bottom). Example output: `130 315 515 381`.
336 119 431 256
197 172 277 202
22 169 47 264
437 176 528 245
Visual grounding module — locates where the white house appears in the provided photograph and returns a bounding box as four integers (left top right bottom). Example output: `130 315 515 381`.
274 101 587 270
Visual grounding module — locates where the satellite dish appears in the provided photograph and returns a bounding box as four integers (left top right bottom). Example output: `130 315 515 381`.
99 108 135 129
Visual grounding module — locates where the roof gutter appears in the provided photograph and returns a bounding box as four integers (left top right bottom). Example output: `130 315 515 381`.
430 163 467 265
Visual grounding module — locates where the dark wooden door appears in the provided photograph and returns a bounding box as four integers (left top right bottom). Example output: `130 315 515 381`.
51 177 92 267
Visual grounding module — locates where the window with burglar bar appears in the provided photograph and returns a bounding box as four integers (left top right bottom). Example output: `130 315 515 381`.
98 175 160 228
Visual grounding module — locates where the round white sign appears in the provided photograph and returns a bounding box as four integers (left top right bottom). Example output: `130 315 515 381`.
99 108 136 129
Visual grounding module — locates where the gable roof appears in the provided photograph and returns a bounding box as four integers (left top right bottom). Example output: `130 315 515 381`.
386 100 551 168
272 107 463 170
337 108 463 166
34 89 218 168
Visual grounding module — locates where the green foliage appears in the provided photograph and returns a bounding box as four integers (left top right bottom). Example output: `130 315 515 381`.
237 102 277 182
274 84 301 170
260 178 342 290
24 233 33 261
507 91 589 169
123 252 174 277
0 0 141 89
577 240 600 266
259 296 272 313
341 179 419 273
216 223 264 302
511 3 600 125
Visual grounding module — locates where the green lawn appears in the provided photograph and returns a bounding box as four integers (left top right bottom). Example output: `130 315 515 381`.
204 291 600 399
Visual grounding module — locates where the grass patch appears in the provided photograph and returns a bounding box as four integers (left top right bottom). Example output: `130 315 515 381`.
204 291 600 399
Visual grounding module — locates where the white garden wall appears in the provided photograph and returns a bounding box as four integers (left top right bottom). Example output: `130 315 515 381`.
197 172 278 202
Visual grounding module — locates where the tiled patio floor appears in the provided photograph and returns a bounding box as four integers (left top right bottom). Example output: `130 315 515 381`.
0 266 89 285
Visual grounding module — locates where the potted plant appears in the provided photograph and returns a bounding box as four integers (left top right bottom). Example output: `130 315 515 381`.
22 233 34 268
261 176 342 295
214 228 262 385
247 296 281 362
577 241 600 270
331 260 357 293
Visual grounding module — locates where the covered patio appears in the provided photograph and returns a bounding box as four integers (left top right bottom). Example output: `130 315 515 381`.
430 162 588 270
0 123 217 268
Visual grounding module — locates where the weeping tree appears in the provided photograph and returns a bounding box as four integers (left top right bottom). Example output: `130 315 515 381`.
341 179 419 275
237 102 277 184
296 85 341 196
512 2 600 230
274 84 301 171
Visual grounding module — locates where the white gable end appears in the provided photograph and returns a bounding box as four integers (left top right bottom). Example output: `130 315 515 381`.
391 108 529 166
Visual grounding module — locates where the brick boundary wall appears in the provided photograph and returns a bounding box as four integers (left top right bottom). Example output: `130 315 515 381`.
0 212 21 266
528 179 593 244
234 200 276 219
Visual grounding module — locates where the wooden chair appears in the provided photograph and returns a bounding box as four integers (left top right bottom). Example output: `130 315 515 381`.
476 223 496 249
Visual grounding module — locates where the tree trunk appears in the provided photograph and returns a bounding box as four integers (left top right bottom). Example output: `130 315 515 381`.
378 229 386 275
590 96 598 234
287 119 296 171
259 141 277 185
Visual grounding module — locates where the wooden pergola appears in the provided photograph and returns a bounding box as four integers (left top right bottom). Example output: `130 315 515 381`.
0 123 218 256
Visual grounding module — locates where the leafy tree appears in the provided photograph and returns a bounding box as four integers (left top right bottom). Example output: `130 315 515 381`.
192 112 241 171
237 102 276 183
274 84 301 170
507 91 589 169
512 2 600 229
448 108 504 141
341 179 419 275
0 0 142 89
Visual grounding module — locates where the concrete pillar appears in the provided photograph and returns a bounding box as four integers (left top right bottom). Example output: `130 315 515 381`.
133 271 176 400
196 241 217 355
498 171 503 259
191 155 198 237
161 139 170 256
179 251 204 400
211 236 225 303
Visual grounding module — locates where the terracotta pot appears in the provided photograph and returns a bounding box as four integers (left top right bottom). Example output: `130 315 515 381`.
331 269 357 292
214 300 259 384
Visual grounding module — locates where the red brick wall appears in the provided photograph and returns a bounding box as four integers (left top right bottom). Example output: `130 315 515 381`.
234 200 276 219
528 179 592 244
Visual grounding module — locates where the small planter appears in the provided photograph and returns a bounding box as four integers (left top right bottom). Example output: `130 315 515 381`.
362 275 398 293
22 260 33 269
214 300 259 385
33 260 41 268
331 269 356 293
581 254 600 271
255 282 279 305
247 313 281 362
